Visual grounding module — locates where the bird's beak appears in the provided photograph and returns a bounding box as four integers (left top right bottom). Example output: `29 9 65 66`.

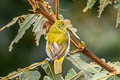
64 20 70 26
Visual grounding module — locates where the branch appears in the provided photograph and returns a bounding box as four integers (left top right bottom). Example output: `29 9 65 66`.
36 8 55 23
28 0 55 23
70 35 116 73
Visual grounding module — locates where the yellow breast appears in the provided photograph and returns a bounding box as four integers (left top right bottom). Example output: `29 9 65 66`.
48 32 67 44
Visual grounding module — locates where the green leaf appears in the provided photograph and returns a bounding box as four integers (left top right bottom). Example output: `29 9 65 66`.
20 71 41 80
98 0 111 18
32 15 46 46
58 14 64 20
116 12 120 28
107 61 120 72
114 0 120 28
43 75 64 80
0 17 19 32
65 68 77 80
55 75 64 80
1 71 24 80
114 0 120 11
91 71 120 80
107 74 120 80
67 54 98 80
18 15 29 26
83 0 97 12
90 61 120 80
0 15 28 32
43 76 53 80
106 76 120 80
90 71 110 80
67 24 80 39
41 63 53 78
9 14 38 51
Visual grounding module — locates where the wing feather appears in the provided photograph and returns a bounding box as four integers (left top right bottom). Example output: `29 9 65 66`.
48 42 67 60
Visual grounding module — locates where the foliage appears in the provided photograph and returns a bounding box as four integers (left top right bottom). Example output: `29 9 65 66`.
20 71 41 80
83 0 120 27
0 0 120 80
1 53 120 80
8 14 46 51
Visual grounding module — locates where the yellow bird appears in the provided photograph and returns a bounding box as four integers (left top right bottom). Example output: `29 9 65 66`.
46 20 70 74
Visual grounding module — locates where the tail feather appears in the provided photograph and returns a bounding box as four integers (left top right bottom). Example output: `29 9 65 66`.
54 57 64 74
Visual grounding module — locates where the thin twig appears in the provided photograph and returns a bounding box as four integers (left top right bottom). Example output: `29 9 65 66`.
28 0 35 9
56 0 59 19
70 36 79 48
48 5 57 21
69 71 82 80
39 1 49 13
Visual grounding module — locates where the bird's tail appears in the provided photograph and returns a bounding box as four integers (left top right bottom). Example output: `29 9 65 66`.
54 56 64 74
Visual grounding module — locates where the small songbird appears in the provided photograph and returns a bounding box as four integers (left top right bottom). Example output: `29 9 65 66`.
46 20 70 74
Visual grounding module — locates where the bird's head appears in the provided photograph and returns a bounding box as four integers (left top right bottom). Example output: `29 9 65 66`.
55 20 70 31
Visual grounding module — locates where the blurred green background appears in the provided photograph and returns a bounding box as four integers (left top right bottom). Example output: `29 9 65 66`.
0 0 120 77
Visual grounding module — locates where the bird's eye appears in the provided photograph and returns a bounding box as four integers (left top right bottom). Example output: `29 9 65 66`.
62 23 64 26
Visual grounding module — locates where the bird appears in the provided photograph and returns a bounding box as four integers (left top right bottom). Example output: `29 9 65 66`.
46 20 70 74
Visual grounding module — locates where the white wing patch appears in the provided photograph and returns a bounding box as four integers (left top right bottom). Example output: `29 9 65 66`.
53 42 59 49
